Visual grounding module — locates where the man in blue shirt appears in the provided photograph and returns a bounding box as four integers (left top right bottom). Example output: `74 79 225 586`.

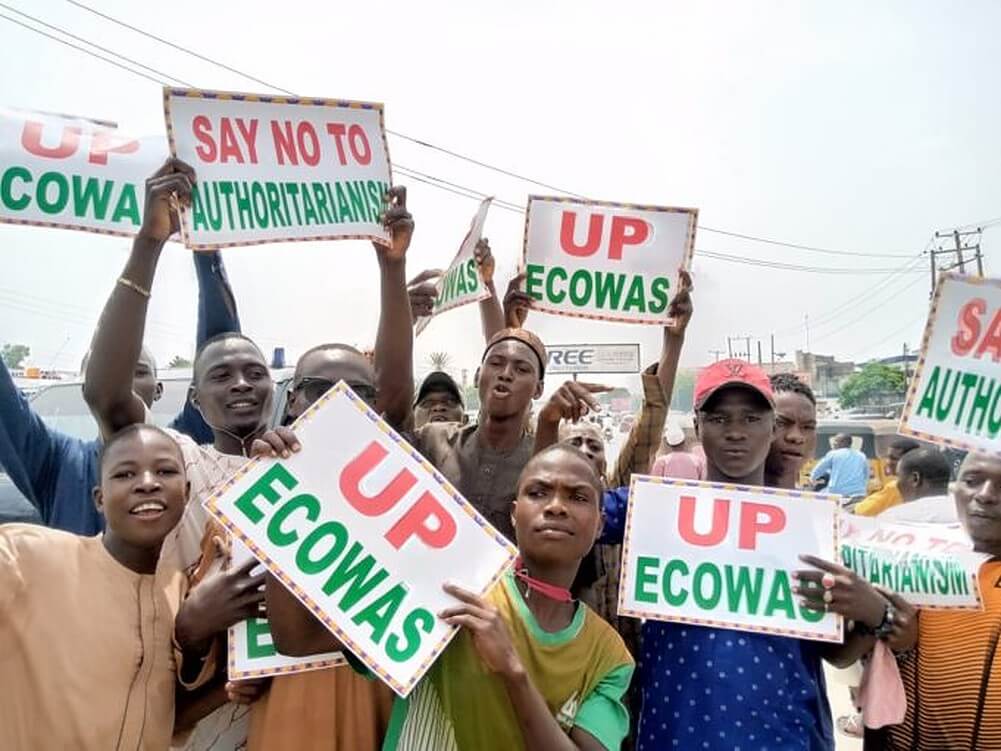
0 247 242 533
810 433 869 497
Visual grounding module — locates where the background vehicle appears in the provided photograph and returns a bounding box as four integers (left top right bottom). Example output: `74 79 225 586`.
0 369 292 525
798 419 908 494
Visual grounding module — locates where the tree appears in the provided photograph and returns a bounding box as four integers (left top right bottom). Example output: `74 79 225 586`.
670 368 696 411
1 344 30 369
838 363 908 409
427 351 453 373
168 355 192 369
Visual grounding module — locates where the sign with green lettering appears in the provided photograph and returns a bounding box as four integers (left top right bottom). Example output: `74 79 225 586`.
228 540 345 680
204 382 516 697
619 477 842 642
522 195 697 325
415 197 493 336
839 516 985 608
899 272 1001 456
164 87 392 250
0 107 163 237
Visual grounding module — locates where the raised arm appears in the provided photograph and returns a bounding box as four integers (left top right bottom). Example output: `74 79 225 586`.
169 250 242 443
607 271 693 487
373 186 416 430
83 159 195 437
474 238 506 342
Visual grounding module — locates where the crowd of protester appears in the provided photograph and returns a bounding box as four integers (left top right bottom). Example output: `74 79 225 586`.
1 159 998 750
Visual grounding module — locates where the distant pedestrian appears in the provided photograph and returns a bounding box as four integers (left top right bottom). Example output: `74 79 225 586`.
810 433 869 498
650 420 705 480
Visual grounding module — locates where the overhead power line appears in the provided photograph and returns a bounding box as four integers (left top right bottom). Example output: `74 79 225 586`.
52 0 919 260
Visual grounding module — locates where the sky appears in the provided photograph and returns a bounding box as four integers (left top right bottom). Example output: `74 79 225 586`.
1 0 998 396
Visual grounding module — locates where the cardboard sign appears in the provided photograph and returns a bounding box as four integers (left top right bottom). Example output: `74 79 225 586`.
839 516 985 609
204 382 516 696
900 272 1001 456
163 87 392 250
415 198 493 336
619 477 842 642
0 107 163 237
228 540 346 680
522 196 697 325
546 343 641 375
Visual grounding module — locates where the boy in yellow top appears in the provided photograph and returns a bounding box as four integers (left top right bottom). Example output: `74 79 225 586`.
261 436 635 751
854 437 920 516
0 424 220 750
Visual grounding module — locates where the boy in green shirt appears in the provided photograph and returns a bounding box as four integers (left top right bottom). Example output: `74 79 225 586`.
260 431 634 751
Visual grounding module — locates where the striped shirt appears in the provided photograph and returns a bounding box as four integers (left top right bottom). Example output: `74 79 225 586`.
885 560 1001 750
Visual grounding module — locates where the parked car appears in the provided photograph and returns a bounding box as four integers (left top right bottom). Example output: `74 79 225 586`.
0 369 293 525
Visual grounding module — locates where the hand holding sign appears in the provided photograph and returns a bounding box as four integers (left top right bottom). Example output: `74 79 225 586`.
408 269 444 319
175 546 265 654
439 582 521 678
793 554 888 629
474 238 495 285
140 158 195 243
503 272 532 329
375 186 414 262
540 381 612 424
665 270 694 338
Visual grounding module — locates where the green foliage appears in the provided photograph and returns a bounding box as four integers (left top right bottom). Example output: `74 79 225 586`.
839 363 907 408
1 343 30 369
428 351 452 373
168 355 192 369
670 368 696 411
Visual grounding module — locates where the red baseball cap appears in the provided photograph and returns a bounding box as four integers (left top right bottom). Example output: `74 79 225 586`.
693 359 775 411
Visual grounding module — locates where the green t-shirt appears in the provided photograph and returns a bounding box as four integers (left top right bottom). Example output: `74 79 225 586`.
383 570 634 750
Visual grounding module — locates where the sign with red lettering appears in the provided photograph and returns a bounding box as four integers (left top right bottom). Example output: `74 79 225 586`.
522 196 697 325
0 107 163 237
839 516 985 609
900 272 1001 456
203 382 516 696
163 87 392 250
619 477 842 642
415 197 493 336
228 540 346 680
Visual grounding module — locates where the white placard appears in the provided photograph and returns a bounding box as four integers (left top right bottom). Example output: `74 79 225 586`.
839 515 985 609
164 87 392 249
0 107 163 237
899 272 1001 456
228 540 346 680
546 343 641 375
523 196 697 325
619 477 842 642
204 382 516 696
415 198 493 336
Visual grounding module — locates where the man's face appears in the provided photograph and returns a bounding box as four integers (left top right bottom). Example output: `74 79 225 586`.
886 446 907 476
415 389 464 425
511 450 602 566
477 341 542 419
95 429 187 549
132 350 162 408
765 391 817 481
559 423 607 479
954 454 1001 554
284 348 376 425
192 339 273 436
696 387 775 481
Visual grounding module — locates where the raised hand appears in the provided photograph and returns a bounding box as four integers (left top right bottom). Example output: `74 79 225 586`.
408 268 444 319
250 427 302 459
374 185 414 261
474 238 496 285
503 272 532 329
539 381 613 424
665 269 693 338
140 158 195 243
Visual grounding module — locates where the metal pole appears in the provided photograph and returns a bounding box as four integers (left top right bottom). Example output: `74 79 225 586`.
745 337 751 362
975 245 985 277
954 230 966 274
727 337 733 358
757 340 763 366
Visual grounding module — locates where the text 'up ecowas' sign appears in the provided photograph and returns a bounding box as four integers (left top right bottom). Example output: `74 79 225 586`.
619 477 842 642
228 540 345 680
523 196 697 325
900 272 1001 456
164 87 392 249
415 197 493 336
0 107 163 237
205 382 516 696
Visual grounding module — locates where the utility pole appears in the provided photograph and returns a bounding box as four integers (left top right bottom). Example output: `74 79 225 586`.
745 337 751 362
757 340 763 366
931 227 985 293
771 334 776 368
726 337 733 359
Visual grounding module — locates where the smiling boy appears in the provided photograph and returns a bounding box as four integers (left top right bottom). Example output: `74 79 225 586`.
0 424 217 749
